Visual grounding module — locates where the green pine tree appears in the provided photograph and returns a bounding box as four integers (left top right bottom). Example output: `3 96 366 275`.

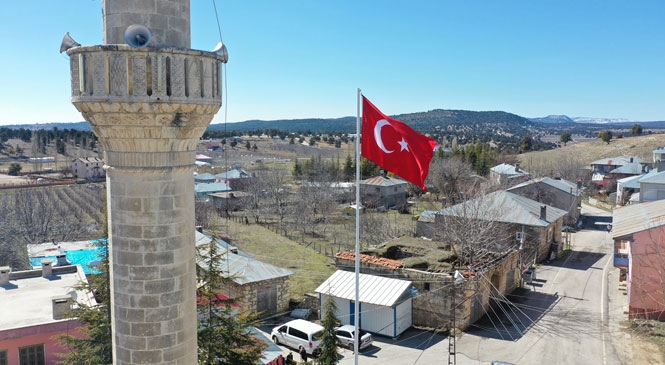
196 238 266 365
316 297 340 365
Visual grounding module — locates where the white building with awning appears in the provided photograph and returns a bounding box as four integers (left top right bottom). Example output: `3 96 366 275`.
315 270 414 338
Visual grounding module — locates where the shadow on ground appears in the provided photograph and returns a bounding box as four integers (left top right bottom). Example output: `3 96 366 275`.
465 288 560 341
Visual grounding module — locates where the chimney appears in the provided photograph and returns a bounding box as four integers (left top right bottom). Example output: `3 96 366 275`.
56 254 70 266
630 157 634 163
515 163 520 172
52 296 73 320
42 260 53 277
540 206 547 221
577 179 583 190
0 266 10 285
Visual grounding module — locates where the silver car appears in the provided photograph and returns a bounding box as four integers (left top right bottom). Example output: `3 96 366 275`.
335 325 373 350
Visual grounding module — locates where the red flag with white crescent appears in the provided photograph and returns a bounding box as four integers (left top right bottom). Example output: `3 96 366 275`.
361 96 437 190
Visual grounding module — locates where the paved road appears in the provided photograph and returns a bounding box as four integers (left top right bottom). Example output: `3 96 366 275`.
453 203 621 365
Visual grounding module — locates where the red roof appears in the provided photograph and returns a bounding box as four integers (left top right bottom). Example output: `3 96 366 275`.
335 251 403 269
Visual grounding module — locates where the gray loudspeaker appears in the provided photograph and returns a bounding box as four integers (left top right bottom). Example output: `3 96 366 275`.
212 41 229 63
124 25 152 48
60 32 80 53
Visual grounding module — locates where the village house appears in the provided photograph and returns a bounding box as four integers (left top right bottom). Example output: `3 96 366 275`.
653 147 665 163
589 156 649 182
360 175 408 209
194 172 217 184
70 157 105 180
195 154 213 165
0 264 96 365
507 176 583 225
195 231 293 317
612 199 665 319
216 165 254 191
489 163 530 186
195 182 231 199
203 140 223 152
616 162 665 205
210 191 252 212
429 190 568 263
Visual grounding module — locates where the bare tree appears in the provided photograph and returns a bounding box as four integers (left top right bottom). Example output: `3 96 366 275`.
434 186 513 266
195 199 217 230
426 157 475 204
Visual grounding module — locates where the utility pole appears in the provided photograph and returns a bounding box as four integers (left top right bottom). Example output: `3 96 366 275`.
448 277 456 365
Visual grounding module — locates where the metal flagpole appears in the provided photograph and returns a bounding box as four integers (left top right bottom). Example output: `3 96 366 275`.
354 88 362 364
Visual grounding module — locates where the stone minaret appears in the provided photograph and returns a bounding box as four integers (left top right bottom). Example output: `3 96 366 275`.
66 1 225 363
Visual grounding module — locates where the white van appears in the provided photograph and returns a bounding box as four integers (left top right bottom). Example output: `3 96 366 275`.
271 319 323 356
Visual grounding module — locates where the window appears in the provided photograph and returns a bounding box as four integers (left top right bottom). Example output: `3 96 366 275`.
288 327 307 341
19 344 44 365
0 350 7 365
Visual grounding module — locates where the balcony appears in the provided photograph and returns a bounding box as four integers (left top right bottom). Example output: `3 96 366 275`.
67 45 224 107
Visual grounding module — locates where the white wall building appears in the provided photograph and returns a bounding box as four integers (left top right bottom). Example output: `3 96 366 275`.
71 157 105 179
316 270 414 338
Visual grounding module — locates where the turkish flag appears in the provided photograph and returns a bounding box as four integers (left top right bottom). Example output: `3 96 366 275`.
361 96 437 190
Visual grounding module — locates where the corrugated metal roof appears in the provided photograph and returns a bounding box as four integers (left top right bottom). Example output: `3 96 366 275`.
639 170 665 184
490 163 529 176
437 190 568 227
194 172 216 181
315 270 412 307
617 173 649 189
508 176 581 196
590 156 646 166
360 175 408 186
612 199 665 239
610 162 644 175
418 210 437 222
216 168 250 179
195 182 231 193
195 231 293 284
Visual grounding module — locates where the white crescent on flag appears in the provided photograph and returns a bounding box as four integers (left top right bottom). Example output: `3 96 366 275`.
374 119 394 154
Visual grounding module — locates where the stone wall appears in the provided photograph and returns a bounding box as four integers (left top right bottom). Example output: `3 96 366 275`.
230 277 291 317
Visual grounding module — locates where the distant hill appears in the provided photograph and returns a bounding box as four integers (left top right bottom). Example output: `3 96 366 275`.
207 117 356 133
4 111 665 153
208 110 537 134
1 121 91 131
530 115 575 124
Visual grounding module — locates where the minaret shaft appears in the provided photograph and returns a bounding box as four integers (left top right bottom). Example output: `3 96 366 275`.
67 1 224 363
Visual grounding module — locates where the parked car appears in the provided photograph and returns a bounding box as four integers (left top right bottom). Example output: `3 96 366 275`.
271 319 323 356
335 325 373 350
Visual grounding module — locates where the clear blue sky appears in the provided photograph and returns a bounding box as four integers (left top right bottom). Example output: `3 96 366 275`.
1 0 664 126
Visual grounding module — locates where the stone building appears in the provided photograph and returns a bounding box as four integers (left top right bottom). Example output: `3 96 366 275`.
195 231 292 317
360 175 408 208
334 245 521 332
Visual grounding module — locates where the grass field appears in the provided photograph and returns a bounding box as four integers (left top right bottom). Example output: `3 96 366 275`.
519 133 665 175
213 218 337 298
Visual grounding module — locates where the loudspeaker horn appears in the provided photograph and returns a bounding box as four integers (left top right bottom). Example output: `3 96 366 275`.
124 24 152 48
212 41 229 63
60 32 81 53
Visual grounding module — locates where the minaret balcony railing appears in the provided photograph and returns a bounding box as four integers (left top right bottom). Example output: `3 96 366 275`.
67 45 224 106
